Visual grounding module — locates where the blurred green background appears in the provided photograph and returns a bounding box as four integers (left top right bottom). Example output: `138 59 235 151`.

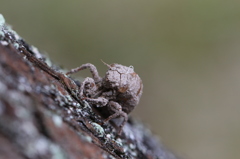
1 1 240 159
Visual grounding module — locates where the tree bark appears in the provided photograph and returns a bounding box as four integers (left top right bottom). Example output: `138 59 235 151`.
0 22 180 159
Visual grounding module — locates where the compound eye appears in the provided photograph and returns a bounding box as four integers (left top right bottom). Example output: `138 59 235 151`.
129 65 134 70
109 66 117 71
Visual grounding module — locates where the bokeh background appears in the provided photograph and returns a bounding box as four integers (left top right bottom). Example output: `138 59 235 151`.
1 1 240 159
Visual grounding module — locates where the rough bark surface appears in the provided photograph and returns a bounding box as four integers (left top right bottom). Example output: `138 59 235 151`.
0 19 180 159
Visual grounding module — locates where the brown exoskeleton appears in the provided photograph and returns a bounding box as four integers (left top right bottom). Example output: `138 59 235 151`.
66 61 143 135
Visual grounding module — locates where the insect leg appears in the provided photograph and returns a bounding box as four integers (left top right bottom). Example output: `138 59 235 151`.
66 63 102 83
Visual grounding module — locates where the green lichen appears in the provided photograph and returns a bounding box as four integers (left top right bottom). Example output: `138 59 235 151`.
52 114 62 127
76 103 81 107
30 45 43 59
9 29 21 41
50 144 67 159
0 14 5 38
84 135 92 143
0 14 22 44
0 14 5 26
77 132 93 143
83 100 91 109
115 138 123 147
45 57 52 67
77 132 92 143
65 95 73 102
90 122 105 137
14 42 19 49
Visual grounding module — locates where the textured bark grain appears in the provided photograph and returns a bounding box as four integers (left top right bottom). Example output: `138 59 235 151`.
0 18 181 159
